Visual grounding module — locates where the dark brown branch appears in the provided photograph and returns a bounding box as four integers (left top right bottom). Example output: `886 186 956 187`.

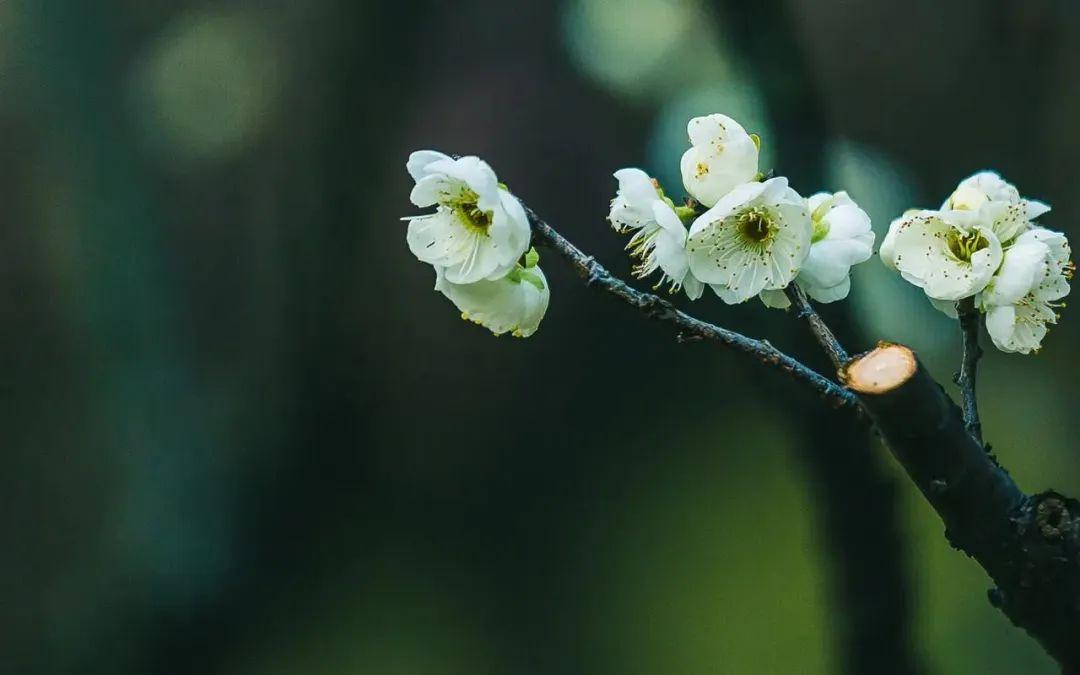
520 204 858 410
522 194 1080 669
780 287 920 673
955 298 984 442
784 284 849 370
844 343 1080 672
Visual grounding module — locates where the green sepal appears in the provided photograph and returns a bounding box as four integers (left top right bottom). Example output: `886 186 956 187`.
507 264 546 291
674 205 698 223
524 246 540 268
517 269 546 291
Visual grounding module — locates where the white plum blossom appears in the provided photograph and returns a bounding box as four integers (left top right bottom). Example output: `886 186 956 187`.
609 167 664 234
801 191 875 302
645 202 705 299
882 170 1072 354
405 150 531 284
680 114 759 208
434 249 550 338
943 171 1050 243
687 177 811 304
984 301 1058 354
978 237 1053 309
608 168 703 299
1019 227 1073 303
881 209 1003 301
759 191 874 308
878 211 915 272
979 227 1073 354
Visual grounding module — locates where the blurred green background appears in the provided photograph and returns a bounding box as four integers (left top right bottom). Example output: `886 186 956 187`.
3 1 1079 673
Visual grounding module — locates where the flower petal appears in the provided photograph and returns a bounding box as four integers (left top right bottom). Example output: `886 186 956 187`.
406 150 452 182
801 276 850 304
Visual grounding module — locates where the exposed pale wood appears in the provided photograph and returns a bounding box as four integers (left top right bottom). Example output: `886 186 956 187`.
843 343 917 395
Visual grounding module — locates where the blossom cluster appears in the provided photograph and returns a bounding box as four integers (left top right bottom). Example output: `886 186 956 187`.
403 150 549 337
608 114 876 307
402 115 1072 357
881 172 1073 353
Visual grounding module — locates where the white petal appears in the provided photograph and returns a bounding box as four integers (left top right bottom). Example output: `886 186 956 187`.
682 276 705 300
878 216 904 270
822 204 872 239
436 265 549 337
687 178 805 302
681 146 757 208
709 282 745 304
513 267 551 337
758 288 791 309
410 173 464 208
929 296 959 318
447 156 501 208
654 231 690 286
406 150 452 182
983 200 1029 243
985 304 1020 352
407 210 469 267
958 171 1018 203
614 168 660 210
610 169 662 233
652 201 688 241
764 212 811 289
690 180 772 237
800 242 861 289
651 203 692 287
985 301 1054 354
687 213 752 286
1025 199 1051 220
763 176 795 204
981 240 1049 307
1019 227 1070 268
890 213 1001 300
444 233 508 284
488 190 532 270
801 276 850 304
806 192 832 213
679 116 760 207
687 113 747 147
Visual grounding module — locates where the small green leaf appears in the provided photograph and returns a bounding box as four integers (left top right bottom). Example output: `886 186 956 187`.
674 205 698 223
524 246 540 268
517 269 546 291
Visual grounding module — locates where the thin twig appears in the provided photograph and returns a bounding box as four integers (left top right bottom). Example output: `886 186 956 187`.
520 204 858 410
784 284 849 370
955 297 984 443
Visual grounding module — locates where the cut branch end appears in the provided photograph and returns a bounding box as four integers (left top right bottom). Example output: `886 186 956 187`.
843 343 918 395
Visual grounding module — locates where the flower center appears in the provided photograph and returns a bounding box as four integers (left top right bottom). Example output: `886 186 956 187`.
736 207 776 247
450 189 494 235
946 229 989 263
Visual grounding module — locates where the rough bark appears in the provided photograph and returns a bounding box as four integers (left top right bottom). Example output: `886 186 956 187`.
845 343 1080 672
524 207 858 410
956 297 984 442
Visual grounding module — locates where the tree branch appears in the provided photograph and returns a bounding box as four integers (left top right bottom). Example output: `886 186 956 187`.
520 204 858 410
844 343 1080 672
955 297 984 442
522 196 1080 670
784 284 849 370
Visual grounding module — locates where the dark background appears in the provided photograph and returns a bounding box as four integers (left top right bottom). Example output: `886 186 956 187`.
3 1 1080 673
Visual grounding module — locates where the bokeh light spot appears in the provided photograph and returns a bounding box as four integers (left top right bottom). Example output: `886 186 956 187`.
131 10 282 164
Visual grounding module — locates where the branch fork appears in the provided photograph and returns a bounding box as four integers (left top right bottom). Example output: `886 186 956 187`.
522 198 1080 672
